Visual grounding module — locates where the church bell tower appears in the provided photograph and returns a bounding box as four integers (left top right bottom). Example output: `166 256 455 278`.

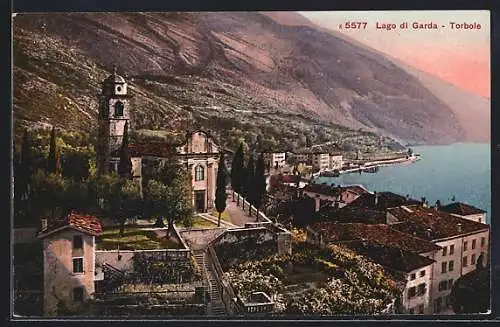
97 65 132 175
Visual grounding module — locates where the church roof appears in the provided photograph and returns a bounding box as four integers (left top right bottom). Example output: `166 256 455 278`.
104 73 126 84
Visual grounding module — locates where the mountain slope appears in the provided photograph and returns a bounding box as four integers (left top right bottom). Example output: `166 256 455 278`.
13 12 465 146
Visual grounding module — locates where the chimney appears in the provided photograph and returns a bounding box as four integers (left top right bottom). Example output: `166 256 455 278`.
457 223 462 233
41 219 48 232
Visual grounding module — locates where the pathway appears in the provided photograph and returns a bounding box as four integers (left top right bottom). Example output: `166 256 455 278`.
225 192 258 226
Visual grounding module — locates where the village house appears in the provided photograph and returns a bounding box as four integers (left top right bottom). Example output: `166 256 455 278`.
263 152 286 170
387 205 490 314
305 222 440 314
96 69 219 212
329 153 343 170
36 213 102 316
439 202 487 224
312 152 330 171
302 183 371 211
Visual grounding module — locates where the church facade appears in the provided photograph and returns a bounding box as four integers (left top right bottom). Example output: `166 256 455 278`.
97 68 219 212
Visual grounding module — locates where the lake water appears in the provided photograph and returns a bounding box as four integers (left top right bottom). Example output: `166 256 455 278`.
315 143 491 223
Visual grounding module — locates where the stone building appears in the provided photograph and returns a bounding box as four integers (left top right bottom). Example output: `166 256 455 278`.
96 69 219 212
37 213 102 316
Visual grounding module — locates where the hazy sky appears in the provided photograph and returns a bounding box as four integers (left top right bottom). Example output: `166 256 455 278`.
300 11 490 98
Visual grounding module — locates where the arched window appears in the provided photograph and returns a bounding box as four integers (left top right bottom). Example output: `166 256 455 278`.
195 165 205 181
114 101 124 117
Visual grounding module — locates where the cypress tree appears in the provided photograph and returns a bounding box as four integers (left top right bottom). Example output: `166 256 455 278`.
117 122 133 180
47 126 57 174
245 153 255 215
231 142 244 202
253 152 267 221
215 153 228 227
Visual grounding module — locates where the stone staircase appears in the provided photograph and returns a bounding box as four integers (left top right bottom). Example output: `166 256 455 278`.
192 249 227 316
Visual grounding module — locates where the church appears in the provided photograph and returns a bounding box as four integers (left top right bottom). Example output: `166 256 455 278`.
96 67 219 212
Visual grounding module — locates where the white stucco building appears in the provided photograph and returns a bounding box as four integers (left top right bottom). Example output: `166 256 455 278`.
387 205 490 314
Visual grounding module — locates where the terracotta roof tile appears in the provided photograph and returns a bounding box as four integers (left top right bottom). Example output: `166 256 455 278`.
38 212 102 238
439 202 486 216
388 205 489 241
342 241 435 273
309 222 440 254
348 192 422 210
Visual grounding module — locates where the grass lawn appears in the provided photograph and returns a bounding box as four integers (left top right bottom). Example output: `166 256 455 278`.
97 227 182 250
211 209 233 224
177 216 218 229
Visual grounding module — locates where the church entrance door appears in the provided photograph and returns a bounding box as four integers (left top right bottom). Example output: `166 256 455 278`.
194 190 206 212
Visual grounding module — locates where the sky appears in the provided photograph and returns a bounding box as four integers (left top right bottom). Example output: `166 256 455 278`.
300 11 490 98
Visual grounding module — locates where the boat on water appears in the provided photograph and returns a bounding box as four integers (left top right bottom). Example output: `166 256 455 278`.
320 169 340 177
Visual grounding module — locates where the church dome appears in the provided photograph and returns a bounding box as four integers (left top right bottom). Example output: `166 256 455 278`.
104 65 126 84
104 73 126 84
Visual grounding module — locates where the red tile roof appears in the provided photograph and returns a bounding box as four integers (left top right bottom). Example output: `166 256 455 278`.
388 205 489 241
37 212 102 238
348 192 422 210
111 142 177 158
439 202 486 216
309 222 440 254
342 241 435 273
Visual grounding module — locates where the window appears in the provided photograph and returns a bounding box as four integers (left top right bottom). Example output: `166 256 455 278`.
442 246 447 256
448 261 454 272
471 254 476 265
195 165 204 181
472 239 476 250
408 286 416 299
439 280 448 291
463 256 468 267
450 244 455 255
418 304 425 314
73 258 83 273
410 273 416 280
417 283 426 296
464 241 468 251
441 262 447 273
420 270 426 277
73 235 83 249
481 237 486 247
447 279 453 289
478 218 482 223
114 101 124 117
73 287 84 302
409 308 415 314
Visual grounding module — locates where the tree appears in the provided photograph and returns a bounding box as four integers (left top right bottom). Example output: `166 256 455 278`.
231 142 245 204
215 153 228 227
450 264 490 313
245 154 255 215
253 153 267 221
30 170 69 220
117 122 133 180
119 179 142 236
144 165 193 236
17 129 33 199
47 126 59 174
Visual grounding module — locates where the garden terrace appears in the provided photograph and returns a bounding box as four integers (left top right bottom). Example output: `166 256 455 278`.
96 225 185 251
224 242 400 315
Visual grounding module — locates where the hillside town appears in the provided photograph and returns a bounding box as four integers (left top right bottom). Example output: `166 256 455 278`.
13 69 490 317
